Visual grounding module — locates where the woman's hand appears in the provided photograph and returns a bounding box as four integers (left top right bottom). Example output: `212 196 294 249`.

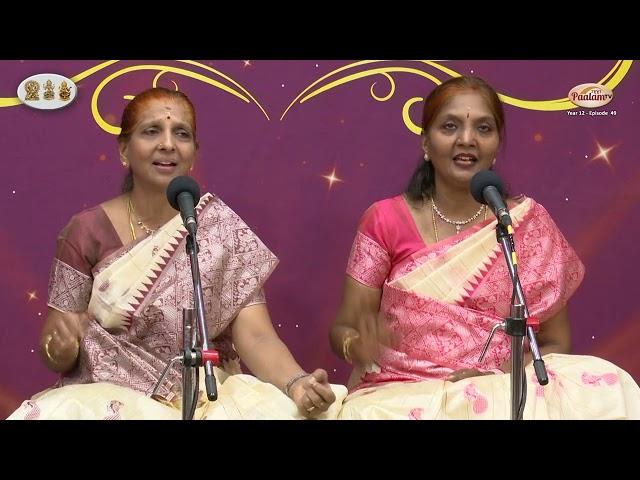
345 330 378 368
289 368 337 419
43 310 89 370
346 312 396 368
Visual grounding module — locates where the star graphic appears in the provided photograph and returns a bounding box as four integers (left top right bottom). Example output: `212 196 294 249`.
589 141 617 170
322 168 343 189
27 290 38 301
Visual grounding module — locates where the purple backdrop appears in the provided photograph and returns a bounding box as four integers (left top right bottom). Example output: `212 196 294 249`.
1 60 638 417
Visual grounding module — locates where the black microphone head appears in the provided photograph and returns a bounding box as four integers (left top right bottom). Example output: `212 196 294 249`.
166 176 201 211
470 170 505 204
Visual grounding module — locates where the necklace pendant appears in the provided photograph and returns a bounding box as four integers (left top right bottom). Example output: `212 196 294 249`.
455 225 461 234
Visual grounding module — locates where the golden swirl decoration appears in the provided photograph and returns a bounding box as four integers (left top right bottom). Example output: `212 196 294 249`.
280 60 634 135
1 60 270 134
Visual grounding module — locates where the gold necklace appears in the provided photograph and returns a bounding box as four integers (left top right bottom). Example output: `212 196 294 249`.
127 196 156 241
430 198 487 243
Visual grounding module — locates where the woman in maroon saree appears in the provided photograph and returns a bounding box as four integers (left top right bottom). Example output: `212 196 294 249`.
9 87 344 420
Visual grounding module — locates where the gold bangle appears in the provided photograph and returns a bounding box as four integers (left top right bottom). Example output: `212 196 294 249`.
43 333 59 365
342 334 354 364
44 333 79 366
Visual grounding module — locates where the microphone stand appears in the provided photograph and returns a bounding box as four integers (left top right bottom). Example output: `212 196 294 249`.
185 233 220 403
151 231 220 419
478 223 548 419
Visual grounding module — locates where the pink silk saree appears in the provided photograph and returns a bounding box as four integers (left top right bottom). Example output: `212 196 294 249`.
339 195 640 419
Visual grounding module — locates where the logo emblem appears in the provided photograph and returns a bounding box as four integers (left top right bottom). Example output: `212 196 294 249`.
17 73 77 110
568 83 613 108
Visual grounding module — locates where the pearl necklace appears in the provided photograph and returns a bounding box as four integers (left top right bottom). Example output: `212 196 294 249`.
430 198 486 239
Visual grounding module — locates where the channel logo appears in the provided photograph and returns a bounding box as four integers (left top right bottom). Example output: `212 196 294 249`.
568 83 613 108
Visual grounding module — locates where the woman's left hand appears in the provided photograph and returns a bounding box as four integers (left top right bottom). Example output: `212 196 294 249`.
445 368 495 382
289 368 337 419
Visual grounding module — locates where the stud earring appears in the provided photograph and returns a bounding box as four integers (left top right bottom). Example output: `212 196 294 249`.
423 153 430 162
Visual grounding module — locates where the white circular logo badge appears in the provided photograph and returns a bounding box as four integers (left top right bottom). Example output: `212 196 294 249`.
17 73 77 110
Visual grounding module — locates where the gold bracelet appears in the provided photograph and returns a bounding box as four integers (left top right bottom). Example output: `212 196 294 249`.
43 333 59 365
342 333 354 364
43 333 79 366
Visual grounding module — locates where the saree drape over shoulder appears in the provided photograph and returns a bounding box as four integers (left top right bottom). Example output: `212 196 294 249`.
339 195 640 419
9 194 346 420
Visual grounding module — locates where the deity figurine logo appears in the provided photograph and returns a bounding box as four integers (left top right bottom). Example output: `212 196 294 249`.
43 80 55 100
59 80 72 101
18 73 78 110
24 80 40 101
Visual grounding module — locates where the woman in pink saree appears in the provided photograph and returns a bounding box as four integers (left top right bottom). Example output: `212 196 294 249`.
9 87 344 420
330 76 640 419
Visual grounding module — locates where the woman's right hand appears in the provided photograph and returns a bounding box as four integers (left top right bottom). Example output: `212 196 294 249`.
289 368 337 419
331 276 391 369
42 310 90 371
345 312 396 368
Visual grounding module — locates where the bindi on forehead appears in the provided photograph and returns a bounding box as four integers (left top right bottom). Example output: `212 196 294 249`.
465 104 474 119
141 101 190 126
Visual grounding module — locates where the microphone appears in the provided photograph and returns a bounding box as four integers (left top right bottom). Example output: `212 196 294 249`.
470 170 512 227
167 176 201 236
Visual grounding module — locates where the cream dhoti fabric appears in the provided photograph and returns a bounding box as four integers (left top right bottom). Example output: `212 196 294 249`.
339 354 640 420
8 367 348 420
